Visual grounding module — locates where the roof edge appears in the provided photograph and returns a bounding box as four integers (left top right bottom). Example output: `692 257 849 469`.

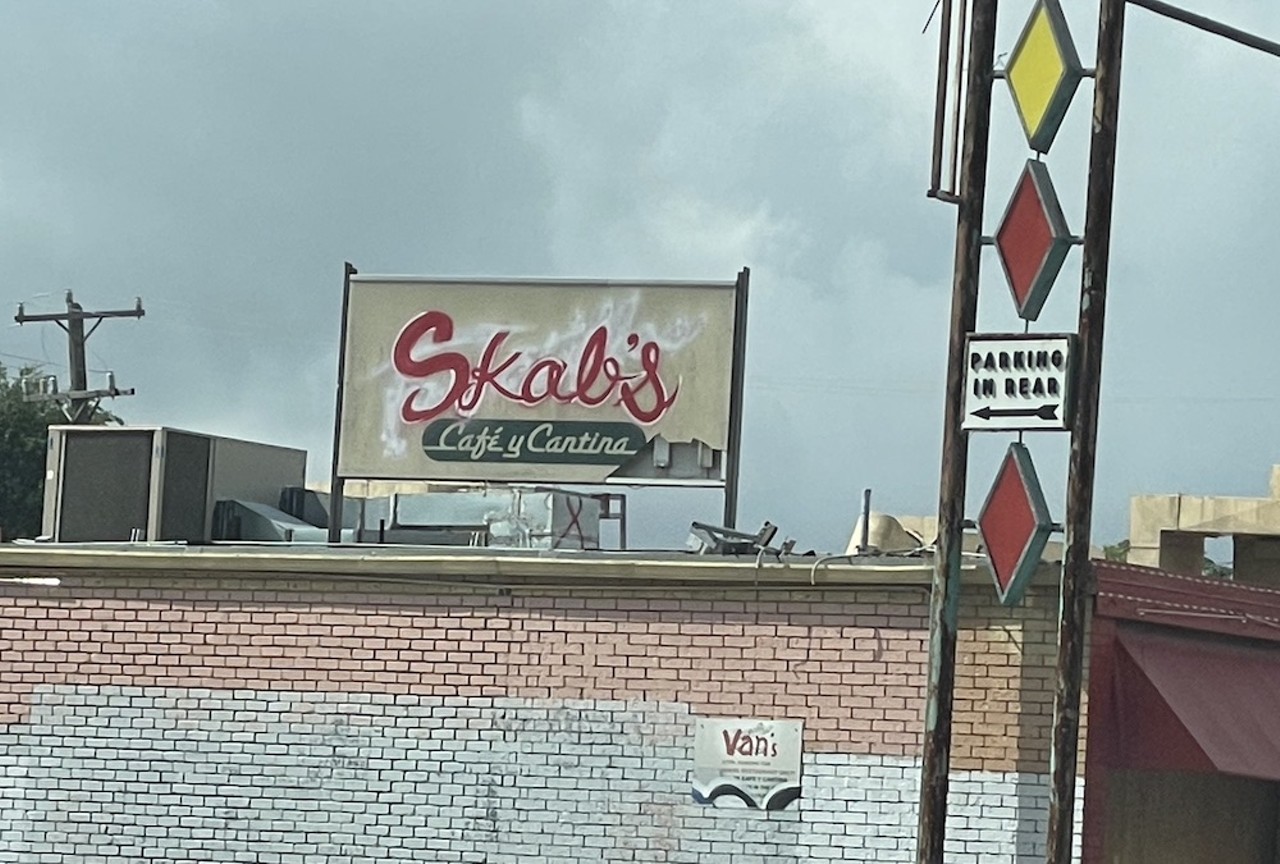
0 545 1002 588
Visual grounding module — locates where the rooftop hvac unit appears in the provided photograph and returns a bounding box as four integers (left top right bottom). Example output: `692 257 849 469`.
42 425 307 544
212 499 340 543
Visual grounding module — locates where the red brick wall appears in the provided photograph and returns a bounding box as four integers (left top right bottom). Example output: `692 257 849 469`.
0 573 1061 771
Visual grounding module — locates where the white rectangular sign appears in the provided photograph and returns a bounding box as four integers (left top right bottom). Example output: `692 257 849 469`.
692 717 803 810
963 333 1075 432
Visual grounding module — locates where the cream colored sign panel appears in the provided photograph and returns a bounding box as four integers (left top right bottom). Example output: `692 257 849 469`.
692 717 803 810
337 277 738 483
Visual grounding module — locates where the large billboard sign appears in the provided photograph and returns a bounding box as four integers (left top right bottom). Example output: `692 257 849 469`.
334 272 748 490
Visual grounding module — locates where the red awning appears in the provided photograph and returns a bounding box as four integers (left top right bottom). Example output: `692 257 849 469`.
1115 623 1280 781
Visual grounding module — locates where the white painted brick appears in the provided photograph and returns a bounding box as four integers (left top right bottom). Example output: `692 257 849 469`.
2 688 1085 863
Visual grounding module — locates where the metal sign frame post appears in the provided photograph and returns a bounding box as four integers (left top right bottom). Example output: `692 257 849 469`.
722 267 751 529
327 262 357 544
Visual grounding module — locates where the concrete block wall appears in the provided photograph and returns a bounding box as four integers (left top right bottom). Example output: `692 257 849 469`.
0 574 1077 861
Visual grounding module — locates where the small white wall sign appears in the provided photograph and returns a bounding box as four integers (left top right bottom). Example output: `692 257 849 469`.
692 717 803 810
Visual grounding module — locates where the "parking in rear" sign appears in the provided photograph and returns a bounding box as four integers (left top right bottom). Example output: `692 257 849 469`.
963 333 1076 432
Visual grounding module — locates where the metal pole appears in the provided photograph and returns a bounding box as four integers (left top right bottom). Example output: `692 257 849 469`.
1128 0 1280 58
929 0 955 195
1046 0 1125 860
948 0 970 191
722 266 750 529
327 262 357 544
916 1 998 861
858 488 872 553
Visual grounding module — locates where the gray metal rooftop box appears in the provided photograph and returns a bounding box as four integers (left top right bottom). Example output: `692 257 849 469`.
41 425 306 543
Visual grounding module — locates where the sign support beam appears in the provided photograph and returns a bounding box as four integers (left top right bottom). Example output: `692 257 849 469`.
917 1 999 861
1046 0 1125 860
327 262 357 544
722 267 751 529
1128 0 1280 59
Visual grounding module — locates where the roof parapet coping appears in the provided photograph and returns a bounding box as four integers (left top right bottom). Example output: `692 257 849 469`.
0 543 1042 590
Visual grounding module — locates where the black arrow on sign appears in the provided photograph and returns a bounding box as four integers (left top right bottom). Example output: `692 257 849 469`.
971 404 1059 421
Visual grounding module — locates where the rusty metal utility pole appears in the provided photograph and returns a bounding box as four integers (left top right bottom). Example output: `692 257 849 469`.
1046 0 1125 860
917 1 999 861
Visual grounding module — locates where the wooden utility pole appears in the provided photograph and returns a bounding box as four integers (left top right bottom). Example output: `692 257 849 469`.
1046 0 1125 860
917 1 999 861
13 291 145 423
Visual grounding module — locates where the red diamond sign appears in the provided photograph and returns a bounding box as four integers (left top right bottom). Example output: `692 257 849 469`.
994 160 1075 322
978 443 1054 606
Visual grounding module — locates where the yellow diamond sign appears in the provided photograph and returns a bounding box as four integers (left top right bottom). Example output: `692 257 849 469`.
1006 0 1083 153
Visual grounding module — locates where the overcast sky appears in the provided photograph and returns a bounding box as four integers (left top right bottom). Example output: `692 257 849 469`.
1 1 1277 552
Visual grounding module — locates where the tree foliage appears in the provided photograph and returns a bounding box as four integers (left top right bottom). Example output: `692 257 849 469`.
0 365 119 540
1103 539 1129 562
0 366 64 539
1203 557 1233 579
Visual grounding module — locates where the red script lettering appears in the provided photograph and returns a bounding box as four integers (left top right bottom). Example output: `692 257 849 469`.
721 729 779 758
392 311 679 425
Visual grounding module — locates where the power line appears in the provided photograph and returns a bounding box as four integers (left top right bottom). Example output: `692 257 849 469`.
0 350 112 373
0 350 51 367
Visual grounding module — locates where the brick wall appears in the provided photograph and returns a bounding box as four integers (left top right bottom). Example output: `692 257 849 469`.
0 570 1080 862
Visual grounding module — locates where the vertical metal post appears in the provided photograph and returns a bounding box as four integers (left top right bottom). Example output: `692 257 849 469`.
929 0 955 194
952 0 967 192
327 262 357 544
917 2 999 861
1046 0 1125 861
858 488 872 553
948 0 970 189
722 266 750 529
